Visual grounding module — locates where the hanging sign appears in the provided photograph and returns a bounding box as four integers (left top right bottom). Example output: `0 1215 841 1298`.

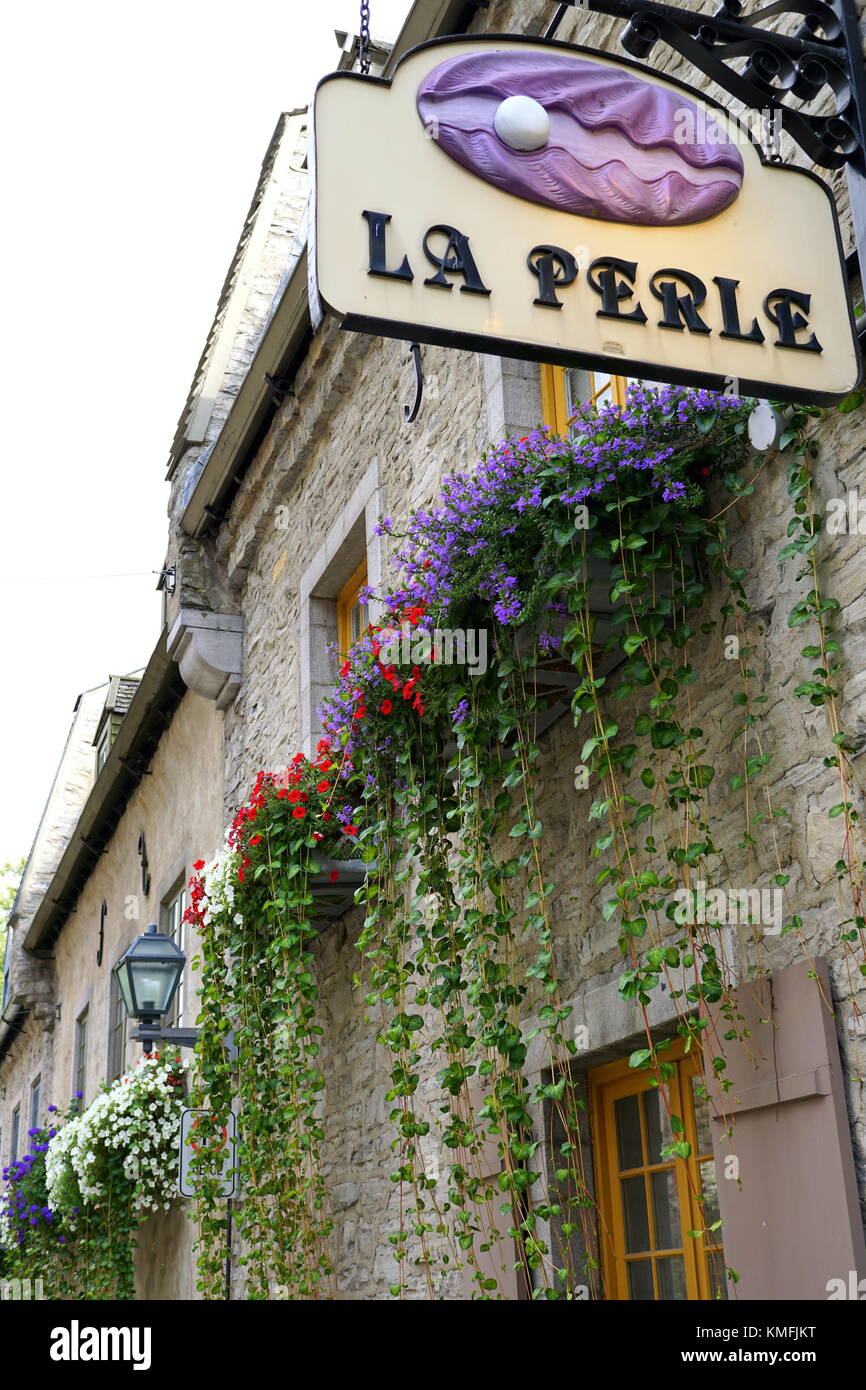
311 36 861 406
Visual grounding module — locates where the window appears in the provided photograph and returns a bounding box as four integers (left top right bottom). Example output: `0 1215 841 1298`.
74 1007 88 1107
95 726 111 774
163 884 187 1028
336 558 367 657
590 1044 726 1300
540 364 628 434
107 969 127 1081
10 1103 20 1161
29 1075 41 1132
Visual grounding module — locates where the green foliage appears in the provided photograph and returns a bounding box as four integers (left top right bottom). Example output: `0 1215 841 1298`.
185 386 866 1299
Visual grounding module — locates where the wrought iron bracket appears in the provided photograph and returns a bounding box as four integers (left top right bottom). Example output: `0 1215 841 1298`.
132 1023 238 1062
403 341 424 422
552 0 866 277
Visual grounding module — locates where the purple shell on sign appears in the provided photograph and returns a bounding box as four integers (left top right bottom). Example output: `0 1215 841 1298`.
416 50 744 226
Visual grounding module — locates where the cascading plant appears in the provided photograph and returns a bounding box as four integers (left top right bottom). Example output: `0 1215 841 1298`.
186 382 864 1300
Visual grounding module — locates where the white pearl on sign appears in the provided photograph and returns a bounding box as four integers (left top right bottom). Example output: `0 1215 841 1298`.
493 94 550 152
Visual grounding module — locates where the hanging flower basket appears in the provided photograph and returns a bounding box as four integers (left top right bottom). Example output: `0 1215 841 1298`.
308 855 369 919
517 553 624 735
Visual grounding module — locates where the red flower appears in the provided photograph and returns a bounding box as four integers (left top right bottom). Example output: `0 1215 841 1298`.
292 807 306 819
249 835 262 846
317 781 330 793
323 812 332 822
277 788 288 799
340 661 351 678
329 870 340 883
193 859 205 872
313 832 323 841
291 753 305 765
353 706 366 720
380 699 393 714
238 868 245 884
345 825 358 836
288 790 304 803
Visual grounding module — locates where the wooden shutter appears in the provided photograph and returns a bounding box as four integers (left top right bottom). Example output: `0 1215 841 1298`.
704 957 866 1299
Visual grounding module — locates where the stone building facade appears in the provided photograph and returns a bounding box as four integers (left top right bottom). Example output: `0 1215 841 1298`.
3 0 866 1301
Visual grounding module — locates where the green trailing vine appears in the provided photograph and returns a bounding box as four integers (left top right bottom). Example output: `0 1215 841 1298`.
185 383 865 1300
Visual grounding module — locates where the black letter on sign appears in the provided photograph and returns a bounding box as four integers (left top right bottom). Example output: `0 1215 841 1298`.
363 211 413 282
763 289 822 352
422 225 491 295
527 245 578 308
650 269 712 334
714 277 765 344
587 258 647 323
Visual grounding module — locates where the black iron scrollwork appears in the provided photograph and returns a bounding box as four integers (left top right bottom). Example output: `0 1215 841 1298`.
552 0 864 170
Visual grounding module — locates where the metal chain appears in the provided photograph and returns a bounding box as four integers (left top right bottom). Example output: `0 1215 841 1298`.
359 0 371 74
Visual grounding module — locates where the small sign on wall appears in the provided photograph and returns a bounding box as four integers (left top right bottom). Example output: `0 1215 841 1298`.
312 36 861 406
178 1108 237 1198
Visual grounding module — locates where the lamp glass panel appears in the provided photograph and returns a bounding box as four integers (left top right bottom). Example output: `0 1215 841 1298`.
131 961 180 1016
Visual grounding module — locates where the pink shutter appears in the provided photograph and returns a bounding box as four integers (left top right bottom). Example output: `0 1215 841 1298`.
705 957 866 1299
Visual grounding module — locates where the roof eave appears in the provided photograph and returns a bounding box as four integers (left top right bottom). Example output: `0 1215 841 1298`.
23 634 186 954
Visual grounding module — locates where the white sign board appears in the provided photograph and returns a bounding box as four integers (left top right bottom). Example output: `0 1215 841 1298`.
312 36 861 406
178 1108 237 1198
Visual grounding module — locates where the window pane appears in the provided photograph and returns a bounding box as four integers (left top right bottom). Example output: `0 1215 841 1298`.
691 1074 713 1155
656 1254 688 1299
615 1093 643 1170
621 1175 651 1253
627 1258 654 1300
699 1158 721 1230
29 1077 41 1131
650 1169 682 1250
564 368 590 418
643 1088 673 1163
591 374 613 409
350 599 363 645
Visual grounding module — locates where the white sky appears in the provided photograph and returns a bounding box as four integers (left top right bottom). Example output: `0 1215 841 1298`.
0 0 413 865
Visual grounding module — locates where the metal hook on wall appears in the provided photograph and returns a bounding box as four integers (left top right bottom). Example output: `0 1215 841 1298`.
403 342 424 423
97 899 107 967
138 833 151 897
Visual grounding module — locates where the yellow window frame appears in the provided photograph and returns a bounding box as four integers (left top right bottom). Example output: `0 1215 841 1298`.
540 364 628 434
589 1041 725 1301
336 558 368 657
